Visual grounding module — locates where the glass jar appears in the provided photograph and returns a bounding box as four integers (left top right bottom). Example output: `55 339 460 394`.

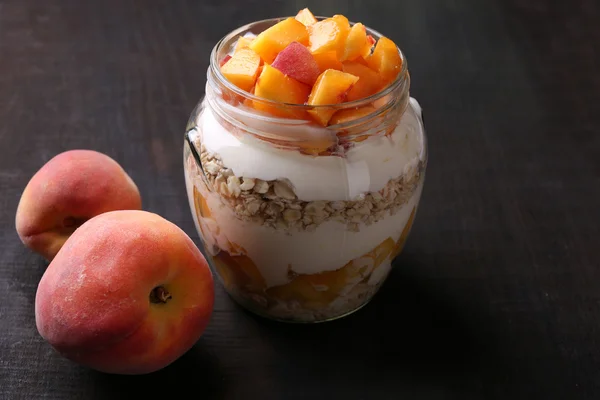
183 18 427 323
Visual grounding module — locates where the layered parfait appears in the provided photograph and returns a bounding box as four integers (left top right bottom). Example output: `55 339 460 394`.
184 8 427 322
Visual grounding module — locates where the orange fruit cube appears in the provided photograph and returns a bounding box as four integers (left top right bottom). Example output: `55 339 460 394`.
366 36 402 83
307 69 359 125
342 22 368 61
220 48 262 92
363 34 376 58
312 51 343 73
308 15 350 59
342 61 384 101
234 36 254 53
249 17 309 63
330 105 376 125
295 7 318 26
253 64 311 118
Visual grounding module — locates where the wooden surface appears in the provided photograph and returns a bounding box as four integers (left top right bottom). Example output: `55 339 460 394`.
1 0 599 399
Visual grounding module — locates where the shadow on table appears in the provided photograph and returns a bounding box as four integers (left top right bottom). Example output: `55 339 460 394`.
88 340 226 399
250 252 509 393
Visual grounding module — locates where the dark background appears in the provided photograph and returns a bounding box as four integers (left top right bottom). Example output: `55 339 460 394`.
1 0 599 399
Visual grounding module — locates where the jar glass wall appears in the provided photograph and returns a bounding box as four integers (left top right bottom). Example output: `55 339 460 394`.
183 18 427 323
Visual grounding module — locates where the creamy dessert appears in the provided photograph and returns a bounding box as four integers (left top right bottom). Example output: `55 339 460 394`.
183 8 427 322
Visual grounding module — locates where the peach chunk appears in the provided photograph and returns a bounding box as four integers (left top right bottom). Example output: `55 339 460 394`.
212 252 266 293
267 238 395 309
271 42 321 86
329 105 376 125
15 150 142 262
220 55 232 67
295 7 318 26
220 48 262 92
234 36 254 53
366 36 402 83
342 22 368 61
249 17 309 63
253 64 311 118
308 15 350 59
307 69 359 125
312 51 343 73
342 61 384 101
35 210 214 374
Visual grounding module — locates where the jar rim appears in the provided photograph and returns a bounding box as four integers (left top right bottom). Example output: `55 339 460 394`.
209 16 409 111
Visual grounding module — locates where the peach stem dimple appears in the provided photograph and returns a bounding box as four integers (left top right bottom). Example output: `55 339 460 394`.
63 216 87 228
150 286 172 304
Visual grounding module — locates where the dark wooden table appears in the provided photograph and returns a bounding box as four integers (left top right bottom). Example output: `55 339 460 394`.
1 1 599 398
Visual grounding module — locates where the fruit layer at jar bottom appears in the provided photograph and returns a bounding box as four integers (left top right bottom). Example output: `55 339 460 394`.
191 183 418 312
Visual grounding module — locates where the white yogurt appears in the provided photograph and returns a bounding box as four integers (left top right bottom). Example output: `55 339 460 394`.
199 98 425 202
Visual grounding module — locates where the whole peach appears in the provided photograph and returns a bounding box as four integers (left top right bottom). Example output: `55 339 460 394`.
35 210 215 375
15 149 142 261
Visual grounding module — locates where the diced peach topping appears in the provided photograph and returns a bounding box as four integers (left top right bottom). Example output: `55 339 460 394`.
295 8 318 26
307 69 359 125
217 8 404 128
312 51 343 73
253 64 311 118
330 105 376 125
342 61 384 101
308 15 350 59
220 48 261 92
249 17 309 63
219 54 231 67
342 23 368 61
234 36 254 53
271 42 321 86
366 36 402 83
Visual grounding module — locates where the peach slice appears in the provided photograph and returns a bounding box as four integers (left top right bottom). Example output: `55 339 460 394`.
307 69 359 125
193 186 212 219
342 22 368 61
266 261 355 308
366 36 402 83
308 15 350 59
295 8 318 26
220 48 262 92
312 51 343 73
234 36 254 53
249 17 309 63
342 61 384 101
253 64 311 118
330 105 376 125
267 237 395 309
212 252 266 291
271 41 321 86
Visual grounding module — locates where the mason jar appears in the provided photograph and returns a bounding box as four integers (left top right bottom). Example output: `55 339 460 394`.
183 17 427 323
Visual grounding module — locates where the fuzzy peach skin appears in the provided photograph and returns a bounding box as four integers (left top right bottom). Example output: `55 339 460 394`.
34 210 215 375
15 149 142 261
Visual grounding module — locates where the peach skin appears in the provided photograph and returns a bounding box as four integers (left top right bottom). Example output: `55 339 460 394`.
35 210 215 375
15 149 142 261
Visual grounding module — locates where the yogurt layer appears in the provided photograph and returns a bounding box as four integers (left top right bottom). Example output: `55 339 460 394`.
199 97 425 202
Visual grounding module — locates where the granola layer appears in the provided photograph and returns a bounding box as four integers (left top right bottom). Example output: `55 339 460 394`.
195 142 422 232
